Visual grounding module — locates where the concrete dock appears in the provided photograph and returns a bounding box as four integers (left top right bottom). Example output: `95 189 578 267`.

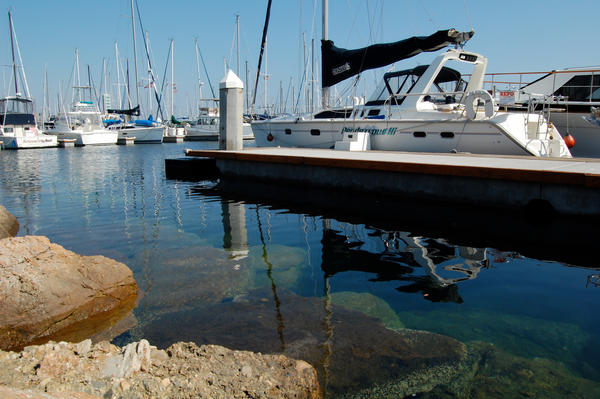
179 148 600 217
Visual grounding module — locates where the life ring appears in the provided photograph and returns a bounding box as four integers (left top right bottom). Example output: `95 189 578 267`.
464 90 495 120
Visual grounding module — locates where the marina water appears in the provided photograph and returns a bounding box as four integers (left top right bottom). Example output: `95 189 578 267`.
1 143 599 397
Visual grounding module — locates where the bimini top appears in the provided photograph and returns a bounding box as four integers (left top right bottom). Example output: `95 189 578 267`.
366 65 464 106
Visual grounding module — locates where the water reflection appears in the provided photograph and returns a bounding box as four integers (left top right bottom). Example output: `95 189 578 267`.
1 145 598 397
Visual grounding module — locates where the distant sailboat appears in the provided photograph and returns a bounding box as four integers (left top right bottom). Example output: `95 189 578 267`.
0 11 57 149
106 0 164 143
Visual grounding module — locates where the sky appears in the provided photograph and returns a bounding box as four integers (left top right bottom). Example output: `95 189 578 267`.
1 0 598 119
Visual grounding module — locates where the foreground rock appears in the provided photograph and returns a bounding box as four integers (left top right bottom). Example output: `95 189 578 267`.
0 236 138 351
0 205 18 238
0 339 321 399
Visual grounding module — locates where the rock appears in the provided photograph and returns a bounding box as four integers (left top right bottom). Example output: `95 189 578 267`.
0 386 101 398
0 236 138 351
330 291 405 330
417 341 600 399
0 205 19 239
0 339 322 399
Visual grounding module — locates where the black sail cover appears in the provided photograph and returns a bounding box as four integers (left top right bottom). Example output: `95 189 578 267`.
321 29 474 88
106 104 140 116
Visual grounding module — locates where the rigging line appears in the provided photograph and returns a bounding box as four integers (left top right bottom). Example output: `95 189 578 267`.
196 40 216 99
463 0 474 32
156 41 173 118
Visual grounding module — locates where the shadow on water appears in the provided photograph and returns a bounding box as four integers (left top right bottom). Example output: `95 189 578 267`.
190 176 600 270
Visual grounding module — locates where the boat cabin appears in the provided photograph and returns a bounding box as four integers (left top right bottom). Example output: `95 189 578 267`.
0 96 36 126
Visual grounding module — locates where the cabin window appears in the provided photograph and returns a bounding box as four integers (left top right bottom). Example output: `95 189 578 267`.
413 131 426 138
360 111 365 117
368 109 380 116
3 127 13 133
285 128 291 135
310 129 320 136
553 75 600 101
441 131 455 139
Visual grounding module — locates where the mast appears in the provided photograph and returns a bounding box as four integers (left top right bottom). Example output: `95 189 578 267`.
170 39 174 117
252 0 272 111
130 0 140 110
321 0 329 109
8 11 19 95
236 14 240 76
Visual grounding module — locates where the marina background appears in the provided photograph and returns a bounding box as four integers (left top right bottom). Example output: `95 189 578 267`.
1 0 599 117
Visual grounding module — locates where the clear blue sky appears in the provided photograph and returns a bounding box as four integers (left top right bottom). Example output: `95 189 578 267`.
1 0 598 118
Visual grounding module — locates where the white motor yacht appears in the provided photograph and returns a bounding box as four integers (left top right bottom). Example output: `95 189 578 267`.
45 51 117 146
46 100 117 146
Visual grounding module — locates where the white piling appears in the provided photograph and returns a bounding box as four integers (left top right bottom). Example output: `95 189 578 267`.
219 70 244 150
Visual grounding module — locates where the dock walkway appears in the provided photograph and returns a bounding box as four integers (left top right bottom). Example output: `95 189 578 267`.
182 148 600 216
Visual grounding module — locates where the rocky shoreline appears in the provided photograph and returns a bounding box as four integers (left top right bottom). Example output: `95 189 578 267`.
0 205 321 398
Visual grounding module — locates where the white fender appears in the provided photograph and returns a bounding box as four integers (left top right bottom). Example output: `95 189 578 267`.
464 90 495 120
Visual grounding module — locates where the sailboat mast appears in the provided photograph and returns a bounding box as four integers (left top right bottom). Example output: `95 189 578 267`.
8 11 19 95
130 0 140 110
236 14 240 76
171 39 174 117
321 0 329 109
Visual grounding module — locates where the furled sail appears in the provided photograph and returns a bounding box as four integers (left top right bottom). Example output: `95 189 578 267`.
106 104 140 116
321 29 474 88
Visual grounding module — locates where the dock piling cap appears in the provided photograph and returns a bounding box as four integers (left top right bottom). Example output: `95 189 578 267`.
219 69 244 89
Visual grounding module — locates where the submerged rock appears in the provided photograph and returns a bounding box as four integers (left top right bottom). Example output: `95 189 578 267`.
138 288 466 397
330 291 405 330
417 341 600 398
0 236 138 351
0 205 18 238
0 339 321 399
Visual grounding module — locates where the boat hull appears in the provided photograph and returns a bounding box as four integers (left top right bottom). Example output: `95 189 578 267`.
116 125 164 144
1 134 57 149
252 113 571 158
47 130 118 146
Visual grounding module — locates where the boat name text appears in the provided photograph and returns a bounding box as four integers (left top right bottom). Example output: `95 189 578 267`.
342 126 398 135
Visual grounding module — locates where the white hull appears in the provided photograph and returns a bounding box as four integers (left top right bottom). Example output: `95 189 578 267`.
185 124 218 141
115 125 164 143
253 111 571 158
47 129 118 146
1 133 57 149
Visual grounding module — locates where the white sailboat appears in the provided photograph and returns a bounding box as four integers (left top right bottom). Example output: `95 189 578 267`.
0 11 57 149
107 0 164 144
252 2 572 158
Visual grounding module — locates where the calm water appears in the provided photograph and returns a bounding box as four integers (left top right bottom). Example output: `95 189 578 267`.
1 143 599 398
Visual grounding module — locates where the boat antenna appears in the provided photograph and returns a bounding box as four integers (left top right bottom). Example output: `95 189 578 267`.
252 0 273 111
8 11 19 96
